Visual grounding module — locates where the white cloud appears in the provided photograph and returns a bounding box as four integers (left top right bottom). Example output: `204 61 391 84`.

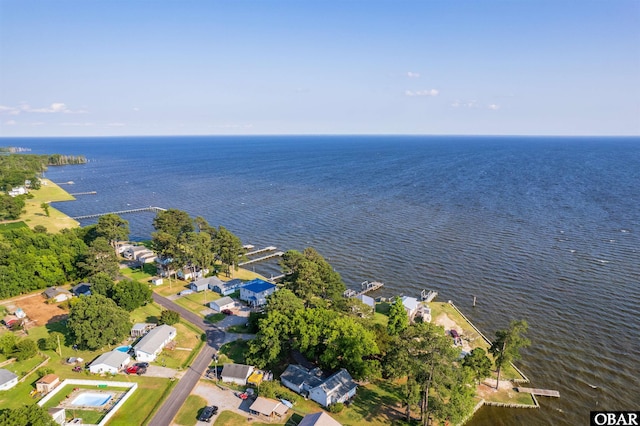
488 103 500 110
407 71 421 78
132 107 140 112
60 122 94 127
405 89 439 97
451 100 478 108
0 102 87 115
107 122 126 127
4 119 17 125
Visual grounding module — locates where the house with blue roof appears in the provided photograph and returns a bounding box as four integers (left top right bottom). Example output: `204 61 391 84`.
240 279 277 307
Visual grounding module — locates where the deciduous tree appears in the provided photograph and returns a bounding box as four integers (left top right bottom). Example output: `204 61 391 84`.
111 279 152 312
387 296 409 336
159 310 180 326
67 295 130 350
95 214 129 255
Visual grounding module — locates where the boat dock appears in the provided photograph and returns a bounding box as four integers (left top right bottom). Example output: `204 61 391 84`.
421 289 438 302
516 387 560 398
238 251 284 266
71 206 167 220
245 246 277 256
344 280 384 298
69 191 97 196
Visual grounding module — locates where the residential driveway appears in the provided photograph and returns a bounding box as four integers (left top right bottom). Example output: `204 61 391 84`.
144 365 183 379
178 381 255 426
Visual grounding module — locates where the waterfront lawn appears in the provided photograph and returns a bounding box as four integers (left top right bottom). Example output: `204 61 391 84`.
429 302 490 350
22 179 79 232
173 394 208 426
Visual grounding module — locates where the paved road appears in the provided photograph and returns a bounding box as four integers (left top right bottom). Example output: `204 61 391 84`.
148 293 226 426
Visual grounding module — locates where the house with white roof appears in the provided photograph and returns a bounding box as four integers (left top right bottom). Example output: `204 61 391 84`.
240 279 277 307
0 369 18 391
209 296 235 312
211 278 246 296
88 351 131 374
189 276 223 292
401 296 419 319
133 324 176 362
43 287 72 303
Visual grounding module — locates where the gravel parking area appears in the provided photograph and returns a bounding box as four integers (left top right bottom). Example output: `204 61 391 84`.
184 381 255 426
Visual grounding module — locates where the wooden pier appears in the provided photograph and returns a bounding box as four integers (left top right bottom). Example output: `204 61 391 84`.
245 246 277 256
72 206 167 220
516 387 560 398
69 191 97 196
344 280 384 298
238 251 284 266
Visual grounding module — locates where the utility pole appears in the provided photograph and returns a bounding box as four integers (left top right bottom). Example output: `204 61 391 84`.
57 334 62 357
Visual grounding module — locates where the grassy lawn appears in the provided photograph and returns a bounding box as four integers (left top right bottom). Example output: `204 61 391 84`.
107 376 176 426
20 179 79 232
154 280 190 297
214 410 277 426
158 322 202 369
205 313 226 324
173 394 208 426
0 221 29 231
173 291 220 317
217 340 249 365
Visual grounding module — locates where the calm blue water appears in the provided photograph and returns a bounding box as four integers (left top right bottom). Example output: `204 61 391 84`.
6 135 640 425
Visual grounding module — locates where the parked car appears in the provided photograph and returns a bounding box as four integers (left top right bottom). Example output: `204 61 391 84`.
198 405 218 422
126 365 146 375
135 362 149 368
221 309 233 315
72 366 82 372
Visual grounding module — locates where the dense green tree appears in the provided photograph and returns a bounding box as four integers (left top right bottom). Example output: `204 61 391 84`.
111 279 152 312
489 319 530 389
0 404 57 426
153 209 194 238
0 332 17 355
77 237 119 279
265 288 305 316
246 310 292 368
95 214 129 255
214 226 245 277
159 310 180 326
14 338 37 361
40 202 50 217
67 295 131 350
387 296 409 336
0 194 25 220
40 332 65 354
88 272 115 298
280 248 346 304
462 347 493 384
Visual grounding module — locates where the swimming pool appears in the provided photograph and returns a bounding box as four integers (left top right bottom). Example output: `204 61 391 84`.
70 392 112 407
115 345 131 353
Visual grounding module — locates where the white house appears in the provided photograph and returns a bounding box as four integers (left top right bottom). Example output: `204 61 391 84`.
209 296 235 312
401 296 419 319
308 369 357 407
189 276 222 292
0 369 18 391
88 351 131 374
211 278 246 296
8 186 27 197
43 287 72 303
220 363 254 385
123 246 150 260
133 324 176 362
280 365 324 395
240 279 277 307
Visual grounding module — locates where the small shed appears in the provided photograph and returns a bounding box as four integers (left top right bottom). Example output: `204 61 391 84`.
43 287 72 303
36 374 60 394
209 296 235 312
220 363 254 385
249 396 289 419
48 408 66 425
131 323 155 337
151 277 164 286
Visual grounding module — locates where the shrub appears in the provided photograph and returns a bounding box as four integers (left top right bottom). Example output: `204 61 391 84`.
329 402 344 413
36 367 54 378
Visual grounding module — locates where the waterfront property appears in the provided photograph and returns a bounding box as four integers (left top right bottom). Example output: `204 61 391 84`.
133 324 177 362
280 365 357 407
88 351 131 374
239 279 277 307
220 363 254 385
0 369 18 391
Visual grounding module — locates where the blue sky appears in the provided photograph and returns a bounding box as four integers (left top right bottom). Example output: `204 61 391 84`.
1 0 638 136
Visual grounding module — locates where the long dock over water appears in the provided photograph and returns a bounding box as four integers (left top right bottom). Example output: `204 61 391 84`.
238 251 284 266
245 246 277 256
71 206 167 220
344 280 384 298
516 388 560 398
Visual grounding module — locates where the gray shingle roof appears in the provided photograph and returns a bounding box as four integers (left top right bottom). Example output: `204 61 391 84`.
299 412 342 426
90 351 130 369
221 363 253 380
0 369 18 386
317 369 356 398
134 324 176 354
280 364 324 389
